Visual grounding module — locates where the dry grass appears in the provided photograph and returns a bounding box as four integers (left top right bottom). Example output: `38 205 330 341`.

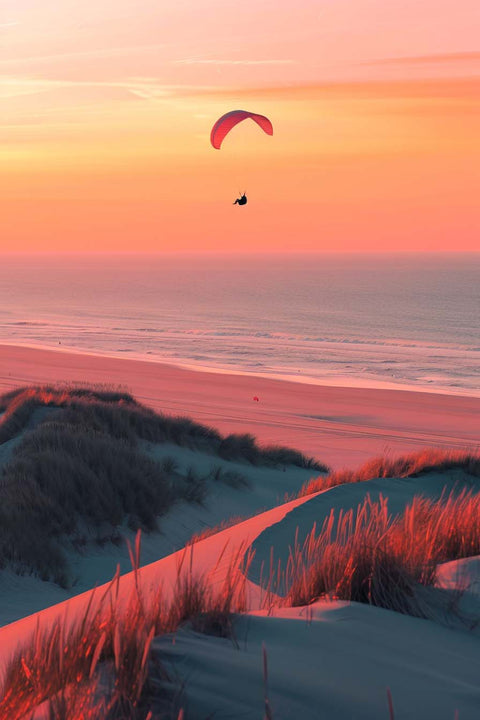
300 448 480 496
0 384 325 584
282 488 480 616
0 533 252 720
1 433 477 716
0 590 111 719
0 385 325 470
2 479 478 717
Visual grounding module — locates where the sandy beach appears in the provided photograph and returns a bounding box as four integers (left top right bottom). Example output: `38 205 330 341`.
1 344 478 469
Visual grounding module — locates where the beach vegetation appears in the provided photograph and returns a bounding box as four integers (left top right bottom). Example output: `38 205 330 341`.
218 432 326 470
0 385 324 469
1 478 479 717
300 448 480 496
0 534 250 720
283 487 480 619
208 464 250 488
0 385 324 585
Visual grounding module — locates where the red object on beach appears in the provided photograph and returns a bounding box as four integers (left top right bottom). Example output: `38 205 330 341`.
253 396 259 402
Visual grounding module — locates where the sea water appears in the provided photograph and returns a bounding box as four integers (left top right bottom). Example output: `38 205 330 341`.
0 253 478 396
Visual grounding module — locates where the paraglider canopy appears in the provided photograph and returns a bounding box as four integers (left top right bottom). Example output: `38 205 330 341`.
210 110 273 150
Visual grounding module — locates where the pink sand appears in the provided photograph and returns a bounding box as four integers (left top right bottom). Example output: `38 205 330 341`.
0 344 478 469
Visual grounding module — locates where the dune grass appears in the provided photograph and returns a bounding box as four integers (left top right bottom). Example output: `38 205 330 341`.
282 487 480 617
1 478 478 718
300 448 480 496
0 385 325 585
0 385 325 470
0 533 252 720
0 423 181 585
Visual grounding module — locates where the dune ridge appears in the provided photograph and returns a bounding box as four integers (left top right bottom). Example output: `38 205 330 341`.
0 368 479 718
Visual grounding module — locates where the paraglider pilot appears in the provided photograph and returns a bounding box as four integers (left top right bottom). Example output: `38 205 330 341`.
233 193 247 206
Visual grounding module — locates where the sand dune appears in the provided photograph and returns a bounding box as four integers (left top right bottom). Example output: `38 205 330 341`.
156 602 480 720
0 491 313 668
1 348 479 717
1 468 480 718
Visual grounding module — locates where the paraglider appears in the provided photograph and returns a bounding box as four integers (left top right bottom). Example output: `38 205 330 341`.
210 110 273 204
233 193 247 206
210 110 273 205
210 110 273 150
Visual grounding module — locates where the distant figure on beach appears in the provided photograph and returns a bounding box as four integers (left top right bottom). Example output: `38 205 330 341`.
233 193 247 206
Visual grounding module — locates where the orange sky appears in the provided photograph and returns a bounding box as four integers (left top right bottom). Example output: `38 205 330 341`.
1 0 479 252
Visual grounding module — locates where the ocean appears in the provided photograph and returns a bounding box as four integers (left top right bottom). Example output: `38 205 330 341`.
0 253 478 397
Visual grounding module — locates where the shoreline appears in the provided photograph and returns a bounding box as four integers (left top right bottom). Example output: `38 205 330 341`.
0 339 478 400
1 343 478 470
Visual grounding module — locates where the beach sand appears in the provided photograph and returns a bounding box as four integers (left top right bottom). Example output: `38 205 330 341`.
1 344 479 717
0 344 478 469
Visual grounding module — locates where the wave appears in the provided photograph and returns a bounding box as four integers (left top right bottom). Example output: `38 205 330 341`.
5 319 477 354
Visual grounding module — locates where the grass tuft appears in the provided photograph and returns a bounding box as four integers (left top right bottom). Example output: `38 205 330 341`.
218 432 325 470
0 533 251 720
300 449 480 496
282 487 480 617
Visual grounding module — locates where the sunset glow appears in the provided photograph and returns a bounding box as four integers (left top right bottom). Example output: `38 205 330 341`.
1 0 479 252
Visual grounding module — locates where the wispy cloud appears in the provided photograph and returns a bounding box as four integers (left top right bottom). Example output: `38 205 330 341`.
200 77 480 103
367 51 480 66
173 58 295 66
0 44 172 67
0 22 19 29
0 75 223 102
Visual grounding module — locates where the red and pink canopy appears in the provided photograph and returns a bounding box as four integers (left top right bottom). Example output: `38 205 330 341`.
210 110 273 149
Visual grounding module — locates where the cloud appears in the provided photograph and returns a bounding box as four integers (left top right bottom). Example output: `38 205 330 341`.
173 58 295 66
367 51 480 66
207 76 480 99
0 44 171 68
0 75 222 102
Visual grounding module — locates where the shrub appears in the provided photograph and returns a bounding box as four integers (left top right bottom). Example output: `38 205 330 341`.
218 432 325 470
0 384 327 583
0 385 324 468
181 467 207 505
208 465 250 489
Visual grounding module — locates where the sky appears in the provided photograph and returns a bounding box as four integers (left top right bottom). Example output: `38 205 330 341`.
1 0 479 252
